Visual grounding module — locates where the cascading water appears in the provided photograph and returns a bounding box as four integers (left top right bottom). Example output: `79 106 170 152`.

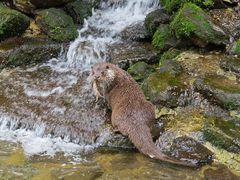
0 0 159 157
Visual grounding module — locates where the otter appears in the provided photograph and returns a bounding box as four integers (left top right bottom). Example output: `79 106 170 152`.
90 62 196 167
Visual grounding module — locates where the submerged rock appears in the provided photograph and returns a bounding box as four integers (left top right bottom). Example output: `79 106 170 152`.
36 8 78 42
0 37 62 68
0 4 30 42
170 3 229 47
204 165 239 180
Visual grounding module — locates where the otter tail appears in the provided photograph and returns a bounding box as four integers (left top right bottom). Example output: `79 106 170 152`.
127 125 197 167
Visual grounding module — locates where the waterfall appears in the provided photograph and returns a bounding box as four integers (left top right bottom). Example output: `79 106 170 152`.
66 0 159 70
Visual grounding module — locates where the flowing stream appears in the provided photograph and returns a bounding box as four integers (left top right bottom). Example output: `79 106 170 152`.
0 0 159 157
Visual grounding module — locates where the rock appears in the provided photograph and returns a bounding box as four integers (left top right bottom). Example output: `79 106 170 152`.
228 39 240 55
168 136 213 165
0 37 62 68
159 59 183 76
108 42 158 70
159 0 228 13
170 3 229 48
203 116 240 153
204 165 239 180
3 0 36 14
64 0 93 24
194 77 240 111
152 24 179 51
209 8 240 40
127 61 155 81
120 22 150 42
144 9 170 36
220 56 240 77
159 48 181 65
0 4 30 42
30 0 73 8
36 8 78 42
141 72 185 107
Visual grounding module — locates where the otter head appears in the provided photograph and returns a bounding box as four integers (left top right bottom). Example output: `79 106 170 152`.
90 63 115 85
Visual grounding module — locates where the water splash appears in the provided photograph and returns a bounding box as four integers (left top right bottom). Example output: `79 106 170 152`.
66 0 159 70
0 0 159 157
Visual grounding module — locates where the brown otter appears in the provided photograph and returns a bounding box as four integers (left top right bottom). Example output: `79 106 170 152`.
90 62 196 167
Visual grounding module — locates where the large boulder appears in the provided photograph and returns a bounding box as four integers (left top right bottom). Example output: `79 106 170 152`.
64 0 93 24
36 8 78 42
0 4 30 41
170 3 229 47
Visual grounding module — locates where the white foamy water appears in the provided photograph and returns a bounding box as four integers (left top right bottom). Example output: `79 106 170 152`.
66 0 159 70
0 0 159 157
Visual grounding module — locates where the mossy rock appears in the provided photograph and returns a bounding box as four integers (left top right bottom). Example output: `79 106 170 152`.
141 72 185 106
160 0 215 13
127 62 155 81
170 3 229 47
203 117 240 153
159 48 181 66
152 24 179 51
144 9 170 36
159 59 183 76
0 4 30 41
64 0 93 24
36 8 78 42
194 77 240 111
229 39 240 55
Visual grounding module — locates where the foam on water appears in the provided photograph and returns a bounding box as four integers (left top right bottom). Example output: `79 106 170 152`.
0 0 159 157
66 0 159 70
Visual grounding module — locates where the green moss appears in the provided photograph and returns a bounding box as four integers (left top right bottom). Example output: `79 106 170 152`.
234 39 240 55
36 8 78 42
203 117 240 153
152 25 175 50
159 49 181 65
141 72 182 97
170 3 207 38
204 75 240 94
170 2 228 45
160 0 214 13
127 62 155 81
0 5 30 41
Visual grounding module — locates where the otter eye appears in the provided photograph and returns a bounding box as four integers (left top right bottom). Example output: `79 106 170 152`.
106 65 109 69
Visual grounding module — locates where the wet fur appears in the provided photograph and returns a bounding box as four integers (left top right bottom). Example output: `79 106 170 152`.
90 63 196 167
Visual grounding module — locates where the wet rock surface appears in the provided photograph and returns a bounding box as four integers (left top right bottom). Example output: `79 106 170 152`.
108 42 158 69
0 38 62 69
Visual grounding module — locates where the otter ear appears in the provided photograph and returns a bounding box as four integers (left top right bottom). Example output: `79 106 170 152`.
106 65 109 69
